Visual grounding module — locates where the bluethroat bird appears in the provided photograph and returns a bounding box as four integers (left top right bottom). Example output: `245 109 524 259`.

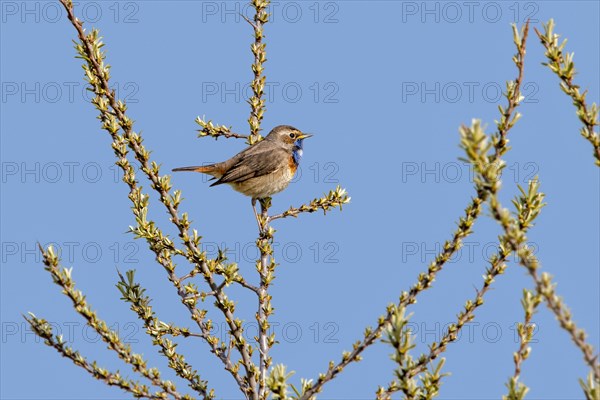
173 125 312 219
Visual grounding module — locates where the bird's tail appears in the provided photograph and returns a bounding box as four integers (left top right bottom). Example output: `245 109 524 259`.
172 165 213 173
172 165 222 180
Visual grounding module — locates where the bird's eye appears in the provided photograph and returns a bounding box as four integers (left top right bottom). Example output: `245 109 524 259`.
289 133 296 139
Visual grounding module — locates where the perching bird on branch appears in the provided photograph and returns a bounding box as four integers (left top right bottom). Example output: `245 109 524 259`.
173 125 312 216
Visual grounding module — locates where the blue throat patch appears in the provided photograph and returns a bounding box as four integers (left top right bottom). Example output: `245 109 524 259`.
292 139 304 165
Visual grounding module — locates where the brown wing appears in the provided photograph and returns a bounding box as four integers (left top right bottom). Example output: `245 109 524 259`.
210 147 287 186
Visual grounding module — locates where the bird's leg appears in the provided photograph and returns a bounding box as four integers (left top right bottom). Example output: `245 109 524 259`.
252 197 262 232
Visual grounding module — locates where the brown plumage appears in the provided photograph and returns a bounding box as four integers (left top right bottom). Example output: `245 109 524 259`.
173 125 312 200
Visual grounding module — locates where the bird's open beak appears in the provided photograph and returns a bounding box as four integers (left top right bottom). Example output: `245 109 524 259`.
298 133 313 139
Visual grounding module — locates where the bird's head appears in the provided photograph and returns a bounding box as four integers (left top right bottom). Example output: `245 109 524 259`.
265 125 313 149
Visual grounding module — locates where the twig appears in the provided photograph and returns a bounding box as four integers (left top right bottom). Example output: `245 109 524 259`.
268 186 350 222
24 314 172 400
195 118 248 140
299 183 484 399
378 247 512 397
57 1 259 397
31 246 186 399
485 70 599 383
117 270 218 397
244 0 272 398
299 21 530 400
511 231 600 381
535 19 600 166
503 288 541 400
241 13 257 29
235 278 261 294
493 21 530 160
377 180 540 398
256 197 275 400
512 289 541 381
489 188 600 382
246 0 270 144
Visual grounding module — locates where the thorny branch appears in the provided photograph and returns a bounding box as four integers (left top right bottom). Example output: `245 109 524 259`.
25 313 171 400
196 118 249 140
491 195 600 382
246 0 269 145
117 270 221 397
28 246 189 399
535 19 600 166
56 1 258 397
26 5 599 400
298 21 531 400
503 289 541 400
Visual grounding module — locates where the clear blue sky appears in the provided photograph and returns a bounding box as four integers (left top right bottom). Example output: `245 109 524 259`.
1 1 599 399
